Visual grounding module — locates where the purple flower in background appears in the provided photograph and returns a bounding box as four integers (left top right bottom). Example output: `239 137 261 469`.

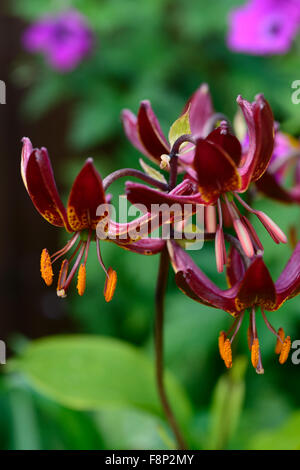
22 10 93 72
228 0 300 55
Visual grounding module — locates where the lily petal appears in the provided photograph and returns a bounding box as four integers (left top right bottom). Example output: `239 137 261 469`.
275 242 300 309
67 158 106 231
25 148 70 230
206 123 242 166
167 240 240 316
125 178 206 212
121 109 148 156
238 94 274 190
256 171 299 203
193 138 241 201
137 100 170 164
114 238 166 255
182 83 214 138
236 257 277 311
226 246 246 288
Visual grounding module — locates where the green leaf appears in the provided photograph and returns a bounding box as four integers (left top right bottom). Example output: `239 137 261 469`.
8 335 191 429
139 158 167 184
168 108 191 147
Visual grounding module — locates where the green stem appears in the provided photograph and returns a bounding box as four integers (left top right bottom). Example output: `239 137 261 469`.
155 245 187 450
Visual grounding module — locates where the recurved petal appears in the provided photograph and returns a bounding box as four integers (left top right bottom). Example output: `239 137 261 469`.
236 257 277 311
237 94 274 190
67 158 106 231
121 109 148 156
114 238 166 255
125 179 205 213
167 240 240 316
226 246 246 288
193 138 241 201
274 242 300 309
25 148 70 229
182 83 214 138
255 171 294 203
21 137 33 191
137 100 170 164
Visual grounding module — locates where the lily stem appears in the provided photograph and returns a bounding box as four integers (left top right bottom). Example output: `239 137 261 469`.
155 245 187 450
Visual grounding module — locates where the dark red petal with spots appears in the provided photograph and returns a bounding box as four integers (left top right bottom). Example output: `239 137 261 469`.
67 158 106 231
274 242 300 309
193 138 241 201
206 123 242 166
25 148 70 230
236 257 277 311
137 101 170 164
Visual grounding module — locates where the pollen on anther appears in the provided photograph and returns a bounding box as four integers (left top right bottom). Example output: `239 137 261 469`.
279 336 291 364
40 248 53 286
223 339 232 369
251 338 260 369
104 267 117 302
275 327 285 354
218 331 226 360
77 264 86 296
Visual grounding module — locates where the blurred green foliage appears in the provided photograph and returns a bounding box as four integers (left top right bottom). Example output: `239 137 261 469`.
3 0 300 450
12 0 300 149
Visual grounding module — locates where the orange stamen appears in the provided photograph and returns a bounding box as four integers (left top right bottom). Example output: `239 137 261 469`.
218 331 226 360
275 327 285 354
279 336 291 364
104 267 117 302
57 259 68 298
40 248 53 286
251 338 260 369
77 264 86 296
223 339 232 369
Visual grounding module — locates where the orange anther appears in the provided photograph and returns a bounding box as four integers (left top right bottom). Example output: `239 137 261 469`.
279 336 291 365
251 338 260 369
104 267 117 302
275 327 285 355
40 248 53 286
223 339 232 369
218 331 226 361
77 264 86 296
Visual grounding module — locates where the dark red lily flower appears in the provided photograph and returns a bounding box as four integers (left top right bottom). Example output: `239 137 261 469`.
192 95 274 202
126 94 287 272
167 239 300 373
255 131 300 204
21 138 165 299
121 83 213 166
